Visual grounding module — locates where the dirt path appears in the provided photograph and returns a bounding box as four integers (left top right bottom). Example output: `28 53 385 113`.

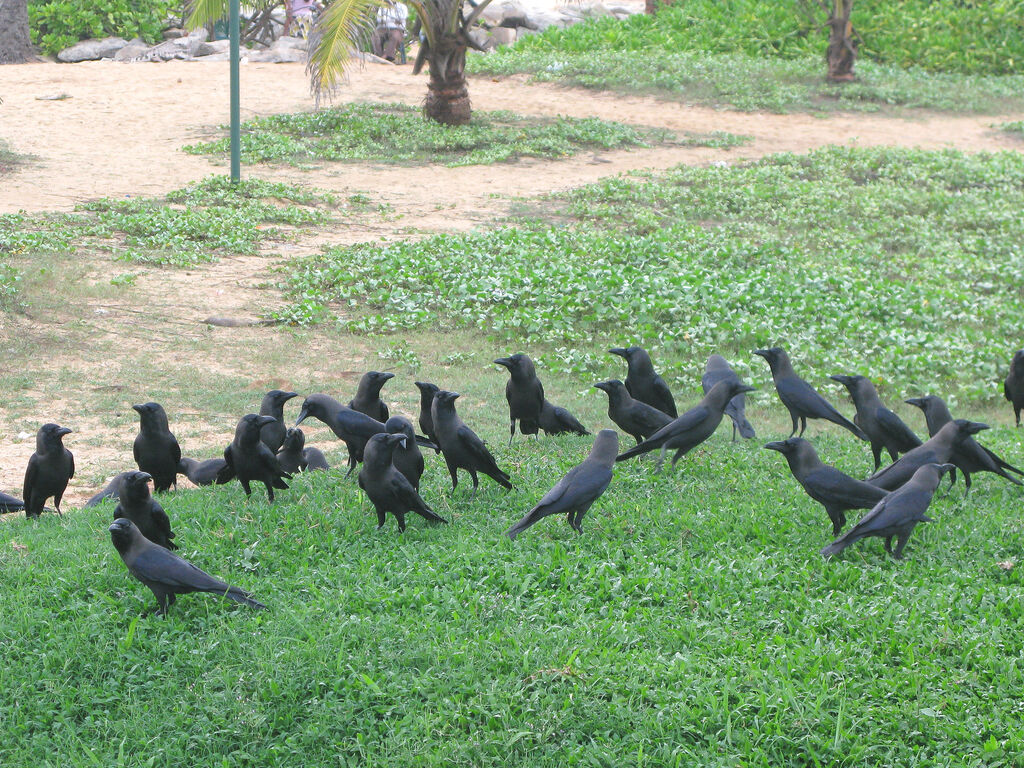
1 61 1023 504
2 61 1022 219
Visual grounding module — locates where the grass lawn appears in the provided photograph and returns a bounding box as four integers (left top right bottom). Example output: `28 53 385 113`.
2 427 1023 766
470 51 1024 115
2 140 1023 766
277 146 1024 404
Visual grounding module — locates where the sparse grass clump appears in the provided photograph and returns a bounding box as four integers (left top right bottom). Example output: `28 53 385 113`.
0 139 33 178
1002 120 1024 137
183 102 745 167
1 428 1023 766
0 176 339 272
278 146 1024 401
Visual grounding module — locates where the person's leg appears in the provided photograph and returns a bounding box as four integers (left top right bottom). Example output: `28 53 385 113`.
384 28 403 61
372 27 386 57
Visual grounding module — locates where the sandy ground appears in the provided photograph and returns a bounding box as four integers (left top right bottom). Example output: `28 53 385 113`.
2 60 1023 217
1 60 1023 505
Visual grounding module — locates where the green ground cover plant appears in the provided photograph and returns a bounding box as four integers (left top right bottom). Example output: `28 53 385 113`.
183 102 747 167
471 51 1024 114
278 146 1024 402
1002 120 1024 136
2 427 1022 766
0 176 339 273
490 1 1024 76
469 0 1024 112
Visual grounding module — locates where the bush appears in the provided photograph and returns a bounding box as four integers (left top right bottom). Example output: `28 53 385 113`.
28 0 173 56
506 0 1024 75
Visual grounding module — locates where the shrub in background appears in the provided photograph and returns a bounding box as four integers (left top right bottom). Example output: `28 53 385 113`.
28 0 175 56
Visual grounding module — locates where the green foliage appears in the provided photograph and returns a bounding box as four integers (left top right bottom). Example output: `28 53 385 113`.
492 0 1024 76
0 177 338 275
28 0 172 56
1002 120 1024 136
278 147 1024 401
182 102 742 167
2 428 1023 765
471 50 1024 114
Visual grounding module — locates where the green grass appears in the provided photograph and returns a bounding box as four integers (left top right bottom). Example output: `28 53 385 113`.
275 146 1024 403
470 50 1024 114
1002 120 1024 136
0 176 340 271
2 426 1023 766
480 1 1024 76
182 102 747 167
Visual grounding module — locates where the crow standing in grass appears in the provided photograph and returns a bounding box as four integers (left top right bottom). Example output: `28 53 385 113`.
0 491 25 514
177 457 230 487
414 381 441 446
616 380 755 470
867 419 988 491
753 348 868 441
258 390 299 453
593 379 672 445
764 438 887 535
349 371 395 422
85 471 132 508
358 433 448 532
702 354 756 441
113 470 176 550
23 423 74 518
830 374 921 470
538 400 589 437
1006 349 1024 427
277 428 331 473
822 463 954 560
295 393 387 476
132 402 181 492
431 390 513 495
276 427 309 474
507 429 618 539
495 354 545 443
905 395 1022 493
609 346 677 417
386 416 426 491
109 517 265 615
219 414 292 501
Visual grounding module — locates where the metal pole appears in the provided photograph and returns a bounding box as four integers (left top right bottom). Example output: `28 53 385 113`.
229 0 241 183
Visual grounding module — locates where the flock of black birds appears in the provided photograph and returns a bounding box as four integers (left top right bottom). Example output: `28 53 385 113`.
2 345 1023 616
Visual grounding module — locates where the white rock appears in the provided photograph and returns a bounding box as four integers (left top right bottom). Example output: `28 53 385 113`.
271 35 307 50
113 39 149 61
490 26 516 47
57 37 129 63
195 39 230 56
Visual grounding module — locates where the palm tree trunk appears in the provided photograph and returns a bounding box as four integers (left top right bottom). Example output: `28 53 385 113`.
424 37 471 125
0 0 35 64
825 0 857 82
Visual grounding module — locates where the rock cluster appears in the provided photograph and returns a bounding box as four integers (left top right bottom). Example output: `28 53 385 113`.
55 1 639 64
471 0 636 50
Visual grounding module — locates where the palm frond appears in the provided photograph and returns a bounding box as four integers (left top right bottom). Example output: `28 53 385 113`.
186 0 229 30
463 0 496 30
404 0 438 48
308 0 385 100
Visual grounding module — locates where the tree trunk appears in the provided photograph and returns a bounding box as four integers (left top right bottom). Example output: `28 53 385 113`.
0 0 35 64
825 0 857 82
424 36 471 125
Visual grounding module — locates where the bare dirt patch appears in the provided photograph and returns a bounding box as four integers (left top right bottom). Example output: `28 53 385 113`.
1 60 1023 506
